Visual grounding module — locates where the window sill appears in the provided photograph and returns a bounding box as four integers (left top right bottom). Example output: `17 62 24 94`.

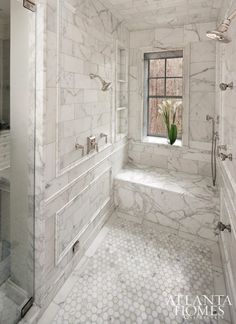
142 136 182 147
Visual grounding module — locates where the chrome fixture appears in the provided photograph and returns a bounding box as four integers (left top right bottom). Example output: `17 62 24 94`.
87 136 98 154
75 143 85 156
72 240 80 254
206 30 231 43
217 144 227 157
220 152 233 161
219 82 233 91
215 221 231 235
206 115 219 186
23 0 36 12
206 9 236 43
100 133 108 144
89 73 112 91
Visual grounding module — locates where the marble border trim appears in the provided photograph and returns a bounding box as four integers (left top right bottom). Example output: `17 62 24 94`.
218 161 236 322
45 141 127 205
55 0 61 177
218 161 236 230
56 143 113 178
219 192 236 323
55 167 112 264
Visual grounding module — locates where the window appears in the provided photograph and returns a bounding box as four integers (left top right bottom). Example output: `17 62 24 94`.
144 51 183 138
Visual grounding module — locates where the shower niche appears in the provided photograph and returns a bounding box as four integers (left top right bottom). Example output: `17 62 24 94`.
115 41 128 142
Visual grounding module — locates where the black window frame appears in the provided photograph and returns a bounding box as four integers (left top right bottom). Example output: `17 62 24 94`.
144 50 183 138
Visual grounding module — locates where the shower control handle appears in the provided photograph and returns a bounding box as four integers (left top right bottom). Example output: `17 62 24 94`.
217 144 227 157
100 133 108 144
215 221 231 235
75 143 85 156
220 153 233 161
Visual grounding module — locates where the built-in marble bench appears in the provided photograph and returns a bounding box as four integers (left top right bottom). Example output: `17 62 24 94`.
114 164 219 242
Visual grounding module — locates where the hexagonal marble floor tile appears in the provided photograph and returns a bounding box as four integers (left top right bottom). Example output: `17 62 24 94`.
39 213 230 324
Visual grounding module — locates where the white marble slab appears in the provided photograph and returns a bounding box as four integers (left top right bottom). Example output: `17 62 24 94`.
98 0 221 30
0 131 10 171
115 164 219 242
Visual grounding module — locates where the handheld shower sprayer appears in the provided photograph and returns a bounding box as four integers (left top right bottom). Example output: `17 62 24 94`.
206 115 219 187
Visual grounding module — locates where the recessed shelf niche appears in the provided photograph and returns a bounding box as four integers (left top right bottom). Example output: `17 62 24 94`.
115 41 128 141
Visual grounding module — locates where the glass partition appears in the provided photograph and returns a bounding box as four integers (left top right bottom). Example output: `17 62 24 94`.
0 1 35 323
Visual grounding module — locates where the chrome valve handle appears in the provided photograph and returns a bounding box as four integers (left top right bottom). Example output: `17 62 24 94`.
220 153 233 161
215 221 231 236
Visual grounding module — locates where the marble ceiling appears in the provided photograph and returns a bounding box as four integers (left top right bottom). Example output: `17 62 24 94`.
98 0 223 30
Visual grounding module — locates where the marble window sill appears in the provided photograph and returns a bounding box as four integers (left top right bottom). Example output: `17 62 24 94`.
142 136 182 147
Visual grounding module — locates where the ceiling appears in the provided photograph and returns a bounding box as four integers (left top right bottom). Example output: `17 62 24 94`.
99 0 223 30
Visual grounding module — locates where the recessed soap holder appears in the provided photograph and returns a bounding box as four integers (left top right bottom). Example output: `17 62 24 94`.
87 136 98 154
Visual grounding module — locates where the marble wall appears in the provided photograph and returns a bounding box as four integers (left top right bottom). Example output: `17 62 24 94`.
34 0 129 310
114 165 219 242
44 0 129 178
216 0 236 321
0 131 10 171
128 22 217 176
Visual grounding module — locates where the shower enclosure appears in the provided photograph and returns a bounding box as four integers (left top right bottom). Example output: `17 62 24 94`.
0 0 36 323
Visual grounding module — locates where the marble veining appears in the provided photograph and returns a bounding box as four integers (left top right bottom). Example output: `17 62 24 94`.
115 164 219 242
0 131 10 171
39 214 229 324
97 0 222 30
128 22 216 175
34 0 129 309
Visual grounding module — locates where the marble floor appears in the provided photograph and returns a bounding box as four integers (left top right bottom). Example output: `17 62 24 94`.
0 283 20 324
38 213 231 324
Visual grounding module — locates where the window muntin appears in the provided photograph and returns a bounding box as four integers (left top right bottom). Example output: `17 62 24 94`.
144 51 183 138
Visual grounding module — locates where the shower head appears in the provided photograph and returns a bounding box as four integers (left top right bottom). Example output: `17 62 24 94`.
206 30 231 43
219 82 233 91
89 73 112 91
206 10 236 43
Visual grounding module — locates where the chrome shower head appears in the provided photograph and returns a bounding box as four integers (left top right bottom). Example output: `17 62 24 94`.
206 30 231 43
219 82 233 91
89 73 112 92
206 10 236 43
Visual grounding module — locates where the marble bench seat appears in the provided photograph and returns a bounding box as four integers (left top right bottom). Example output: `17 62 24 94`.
114 164 219 241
